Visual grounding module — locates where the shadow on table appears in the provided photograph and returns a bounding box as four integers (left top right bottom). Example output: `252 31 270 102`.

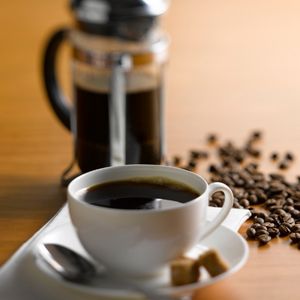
0 174 66 218
0 174 66 265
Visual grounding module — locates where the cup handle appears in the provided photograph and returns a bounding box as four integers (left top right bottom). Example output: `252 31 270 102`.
200 182 234 240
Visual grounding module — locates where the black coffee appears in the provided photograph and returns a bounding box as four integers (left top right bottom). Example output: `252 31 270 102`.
74 83 162 173
77 178 200 210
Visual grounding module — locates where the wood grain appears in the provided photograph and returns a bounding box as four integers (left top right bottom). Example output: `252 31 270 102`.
1 0 300 299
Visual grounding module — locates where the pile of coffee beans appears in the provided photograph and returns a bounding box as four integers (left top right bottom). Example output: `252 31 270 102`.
169 131 300 248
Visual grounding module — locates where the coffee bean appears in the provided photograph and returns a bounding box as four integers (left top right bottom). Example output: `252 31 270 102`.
257 234 271 245
265 217 275 223
208 164 218 173
269 181 285 193
254 224 268 231
289 232 300 243
270 173 285 181
284 205 294 213
233 201 243 209
282 215 294 224
285 152 294 161
293 191 300 200
254 217 264 225
270 152 279 161
268 227 280 238
263 222 275 228
286 198 294 205
246 227 256 239
252 130 262 140
207 134 217 144
249 194 258 205
279 224 291 236
290 210 299 219
251 223 261 230
256 190 267 202
265 198 277 207
173 156 182 166
279 161 289 170
256 212 268 219
189 151 200 159
291 224 300 232
256 229 269 236
246 147 261 158
270 207 286 215
240 198 250 208
188 160 197 169
190 150 209 160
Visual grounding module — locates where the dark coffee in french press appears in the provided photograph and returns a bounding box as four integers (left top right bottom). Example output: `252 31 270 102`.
75 74 162 172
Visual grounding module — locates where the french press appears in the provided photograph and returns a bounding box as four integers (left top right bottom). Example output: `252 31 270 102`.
42 0 169 183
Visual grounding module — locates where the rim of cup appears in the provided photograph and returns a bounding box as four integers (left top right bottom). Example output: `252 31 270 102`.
68 164 209 214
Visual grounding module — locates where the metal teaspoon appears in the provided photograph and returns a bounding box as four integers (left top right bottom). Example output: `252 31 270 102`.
37 243 179 300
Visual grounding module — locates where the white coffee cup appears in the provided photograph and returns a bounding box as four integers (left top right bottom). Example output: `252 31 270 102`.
68 165 234 277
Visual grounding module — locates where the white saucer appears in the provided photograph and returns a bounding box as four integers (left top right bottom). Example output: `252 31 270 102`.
32 222 249 299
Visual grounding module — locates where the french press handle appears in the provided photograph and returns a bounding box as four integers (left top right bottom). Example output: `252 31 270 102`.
42 28 71 130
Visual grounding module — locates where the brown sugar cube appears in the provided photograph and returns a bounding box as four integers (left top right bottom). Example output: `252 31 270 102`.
170 257 200 286
197 249 229 277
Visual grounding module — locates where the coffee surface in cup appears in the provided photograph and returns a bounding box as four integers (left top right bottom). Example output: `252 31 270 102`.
76 177 200 210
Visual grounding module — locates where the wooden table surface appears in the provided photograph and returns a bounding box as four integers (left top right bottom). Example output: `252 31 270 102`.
1 0 300 299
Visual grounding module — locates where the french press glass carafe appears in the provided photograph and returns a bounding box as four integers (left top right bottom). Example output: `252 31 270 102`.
42 0 169 183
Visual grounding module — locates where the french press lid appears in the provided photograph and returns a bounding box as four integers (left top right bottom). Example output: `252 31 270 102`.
70 0 169 40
